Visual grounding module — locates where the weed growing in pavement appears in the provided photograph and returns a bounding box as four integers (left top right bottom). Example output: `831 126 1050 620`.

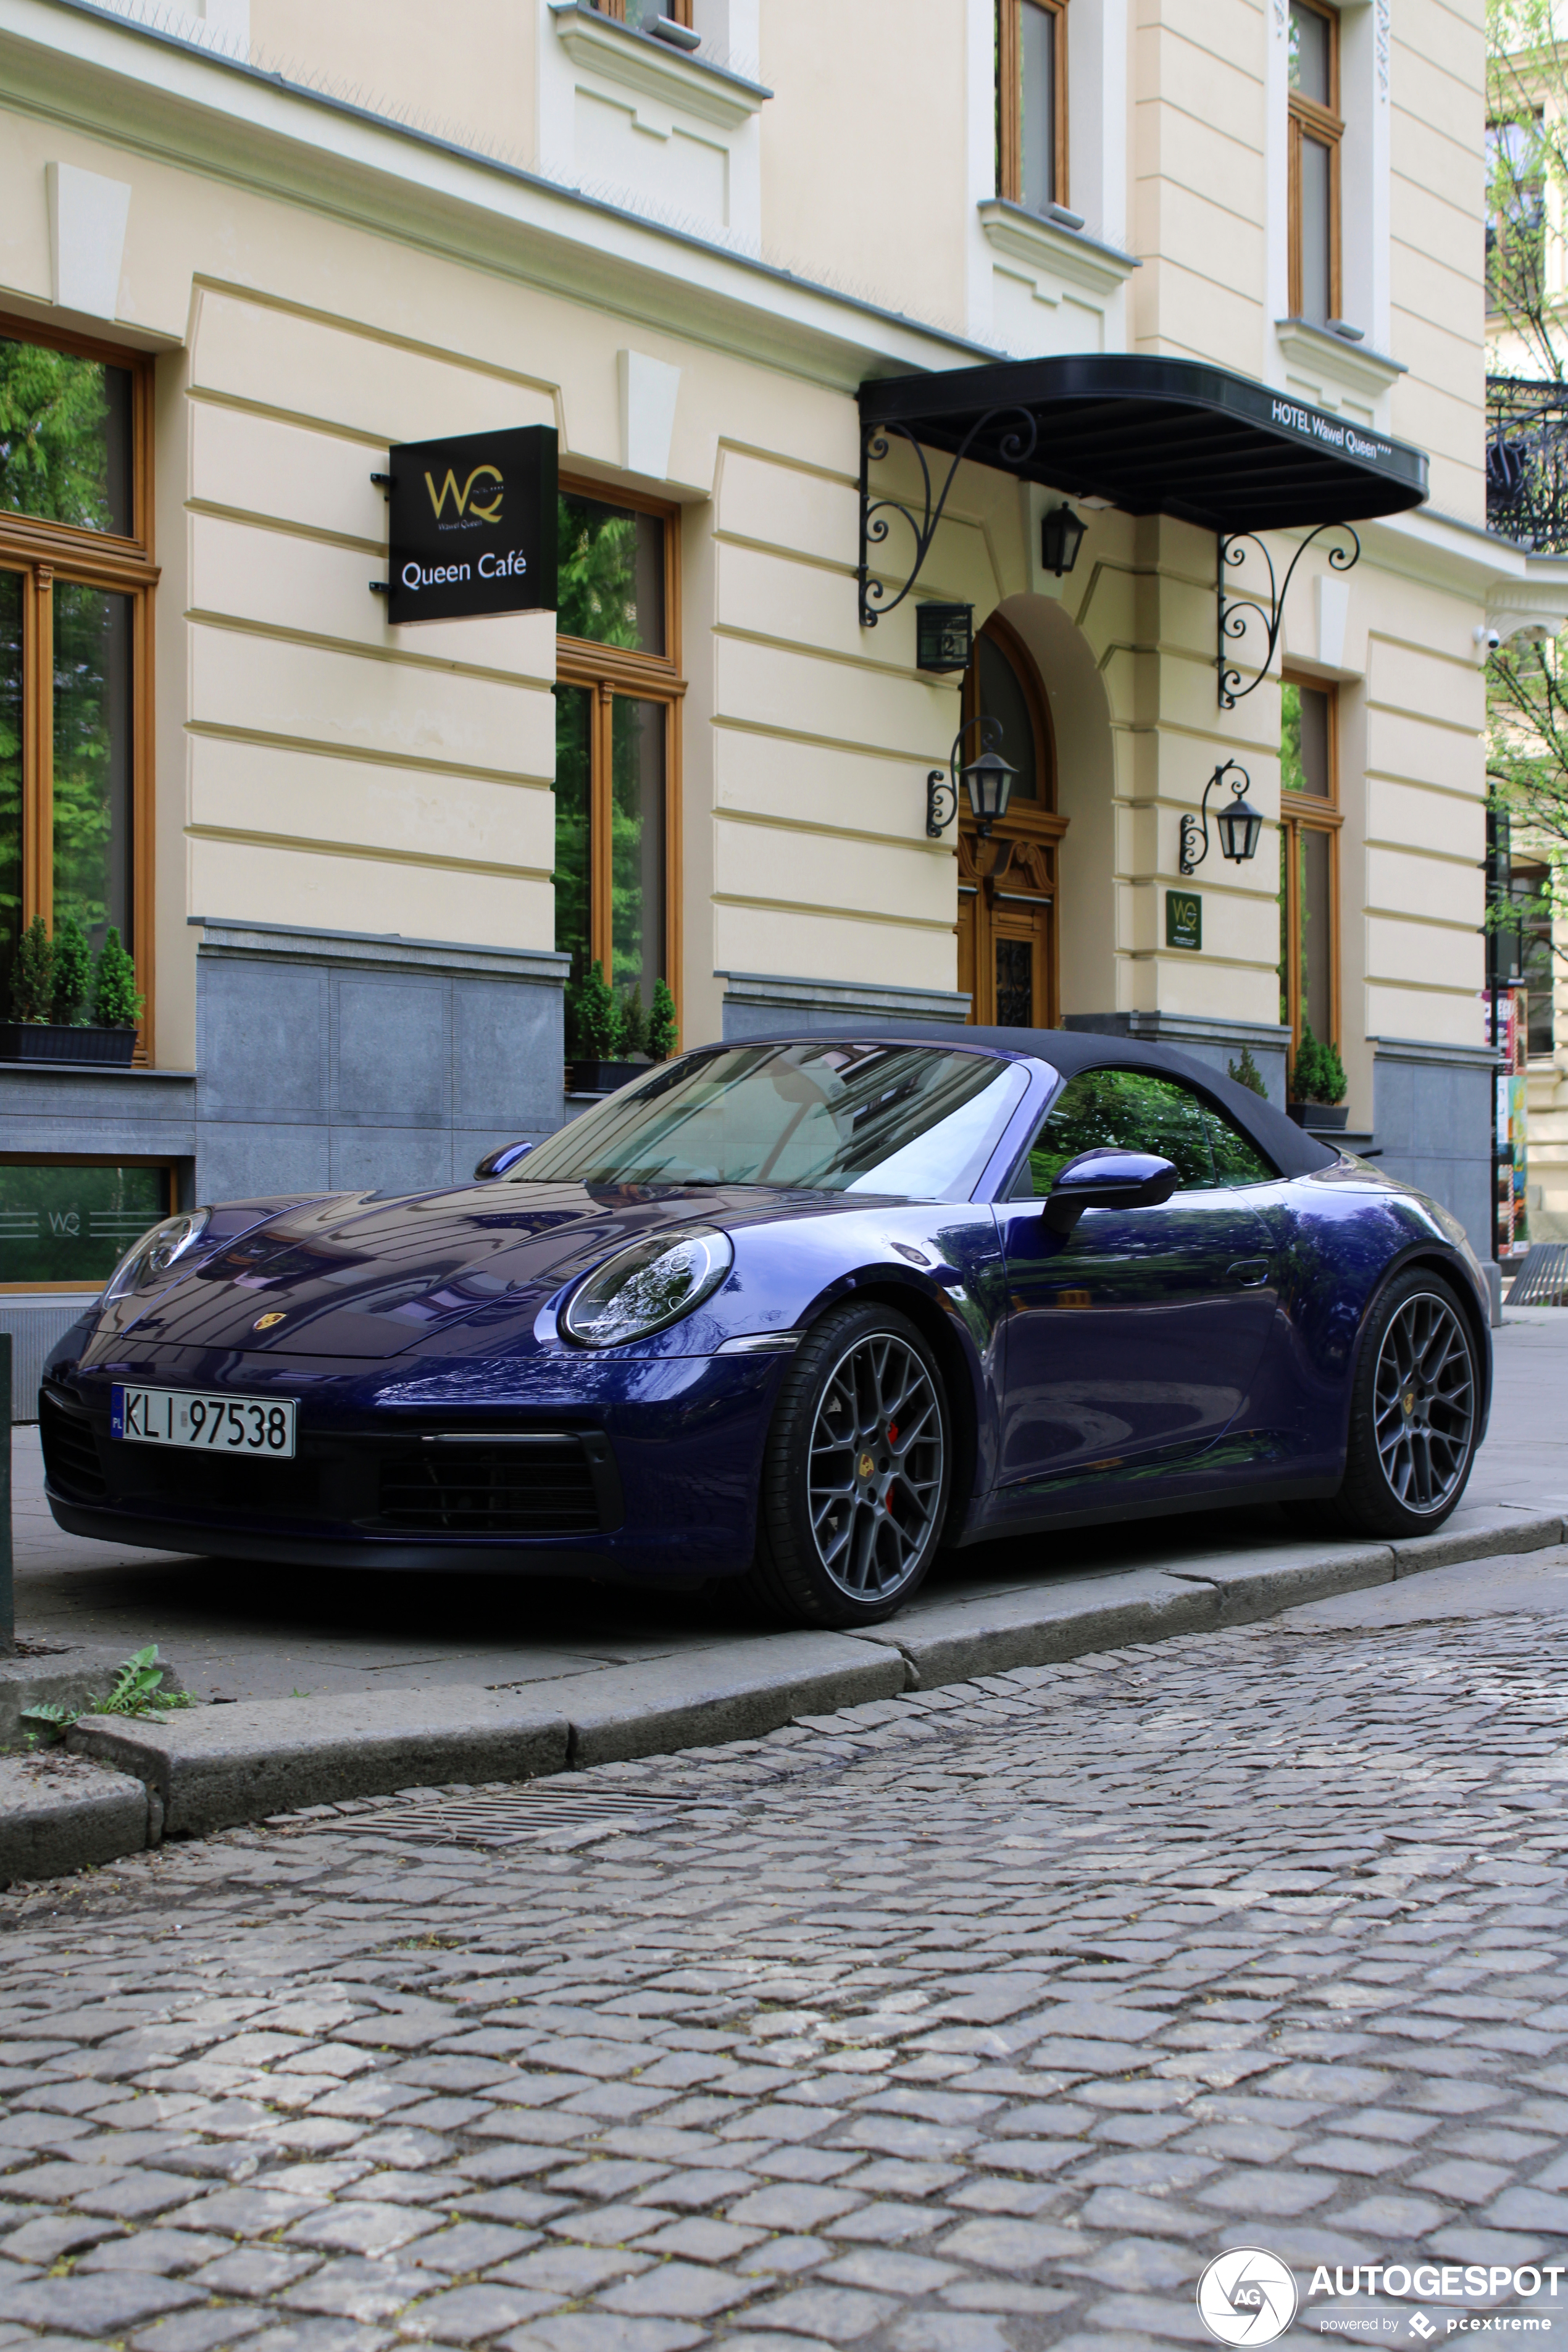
19 1645 194 1746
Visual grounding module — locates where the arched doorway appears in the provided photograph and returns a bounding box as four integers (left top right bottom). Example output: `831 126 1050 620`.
957 614 1068 1028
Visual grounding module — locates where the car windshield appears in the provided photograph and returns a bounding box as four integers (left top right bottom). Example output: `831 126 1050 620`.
509 1042 1029 1198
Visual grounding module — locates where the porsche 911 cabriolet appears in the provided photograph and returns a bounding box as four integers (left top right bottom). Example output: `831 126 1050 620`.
40 1026 1491 1627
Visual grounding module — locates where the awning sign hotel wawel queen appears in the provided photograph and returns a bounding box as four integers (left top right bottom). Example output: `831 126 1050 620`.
384 425 558 625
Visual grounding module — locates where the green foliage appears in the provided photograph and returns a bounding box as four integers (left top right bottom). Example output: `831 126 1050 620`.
51 914 91 1025
1290 1027 1323 1103
0 338 118 532
1290 1025 1347 1106
570 958 620 1061
91 926 142 1030
9 915 52 1022
617 988 649 1058
648 977 678 1063
1227 1044 1269 1098
19 1645 192 1746
1487 2 1567 379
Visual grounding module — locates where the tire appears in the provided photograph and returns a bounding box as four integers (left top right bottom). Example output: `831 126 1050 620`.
740 1302 952 1630
1324 1267 1482 1538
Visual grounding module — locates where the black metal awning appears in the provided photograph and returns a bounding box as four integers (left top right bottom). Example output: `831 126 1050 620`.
858 353 1427 534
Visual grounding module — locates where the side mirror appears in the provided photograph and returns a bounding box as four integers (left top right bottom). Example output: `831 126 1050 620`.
1043 1148 1178 1235
473 1140 534 1181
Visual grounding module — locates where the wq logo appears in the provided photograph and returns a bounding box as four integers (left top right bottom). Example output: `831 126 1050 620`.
423 463 503 524
1198 2250 1299 2346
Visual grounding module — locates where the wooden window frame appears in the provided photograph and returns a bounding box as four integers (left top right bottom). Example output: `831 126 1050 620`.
1279 669 1342 1061
555 475 684 1036
1287 0 1343 323
0 1151 177 1293
0 310 158 1059
996 0 1070 214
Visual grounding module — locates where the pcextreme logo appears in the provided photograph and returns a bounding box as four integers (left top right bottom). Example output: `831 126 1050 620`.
423 462 503 524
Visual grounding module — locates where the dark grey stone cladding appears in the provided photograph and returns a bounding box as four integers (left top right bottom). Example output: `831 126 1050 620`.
717 970 972 1041
1372 1036 1499 1262
191 920 569 1201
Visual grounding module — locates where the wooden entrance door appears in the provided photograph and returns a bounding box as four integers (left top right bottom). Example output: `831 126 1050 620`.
955 616 1067 1029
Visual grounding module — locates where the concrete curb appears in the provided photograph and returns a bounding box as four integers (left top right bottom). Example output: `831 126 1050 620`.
0 1646 186 1747
0 1503 1556 1889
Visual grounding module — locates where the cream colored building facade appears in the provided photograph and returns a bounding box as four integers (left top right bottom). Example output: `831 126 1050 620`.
3 0 1567 1349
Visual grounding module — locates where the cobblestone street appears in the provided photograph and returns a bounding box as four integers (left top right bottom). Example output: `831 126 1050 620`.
4 1556 1568 2352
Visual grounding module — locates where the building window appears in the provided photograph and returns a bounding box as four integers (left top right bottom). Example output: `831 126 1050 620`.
0 319 155 1040
0 1156 173 1291
1278 673 1341 1065
555 483 682 1057
1501 857 1556 1058
996 0 1068 217
1288 0 1341 327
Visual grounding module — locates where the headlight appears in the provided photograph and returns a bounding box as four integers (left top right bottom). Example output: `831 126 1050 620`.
103 1208 212 1301
562 1225 733 1348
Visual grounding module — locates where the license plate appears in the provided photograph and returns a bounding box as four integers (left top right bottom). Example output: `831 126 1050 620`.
111 1385 296 1459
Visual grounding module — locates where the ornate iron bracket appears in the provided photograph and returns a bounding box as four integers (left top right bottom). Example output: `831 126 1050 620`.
861 408 1040 628
927 713 1003 838
1216 522 1360 708
1180 759 1252 875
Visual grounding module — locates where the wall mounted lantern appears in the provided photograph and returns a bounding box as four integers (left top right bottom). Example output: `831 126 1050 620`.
1040 502 1088 577
927 715 1019 840
1179 759 1264 875
916 603 975 673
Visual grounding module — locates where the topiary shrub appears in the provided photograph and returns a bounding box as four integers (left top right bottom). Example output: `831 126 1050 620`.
618 988 649 1059
648 977 678 1062
90 928 143 1030
51 915 92 1026
1316 1038 1348 1106
1290 1025 1325 1103
10 917 54 1024
573 959 619 1061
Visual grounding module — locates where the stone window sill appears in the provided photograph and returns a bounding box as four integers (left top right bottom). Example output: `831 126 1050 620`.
976 200 1140 300
1274 317 1406 412
550 2 771 130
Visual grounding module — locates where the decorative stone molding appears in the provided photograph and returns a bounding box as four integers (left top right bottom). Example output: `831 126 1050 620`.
1274 317 1405 425
549 1 770 131
1485 579 1568 647
976 201 1139 302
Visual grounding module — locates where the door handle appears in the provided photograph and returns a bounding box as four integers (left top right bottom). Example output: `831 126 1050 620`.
1227 1257 1271 1288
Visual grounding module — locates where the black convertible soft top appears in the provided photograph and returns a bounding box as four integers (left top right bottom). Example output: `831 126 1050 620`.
727 1021 1340 1182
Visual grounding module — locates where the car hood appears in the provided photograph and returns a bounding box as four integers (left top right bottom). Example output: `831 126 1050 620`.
83 1181 878 1363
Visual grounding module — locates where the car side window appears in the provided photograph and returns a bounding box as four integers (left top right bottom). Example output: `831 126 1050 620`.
1013 1068 1217 1196
1206 1103 1277 1186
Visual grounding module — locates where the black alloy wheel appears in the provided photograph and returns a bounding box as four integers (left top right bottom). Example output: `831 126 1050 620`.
743 1301 951 1628
1326 1266 1480 1537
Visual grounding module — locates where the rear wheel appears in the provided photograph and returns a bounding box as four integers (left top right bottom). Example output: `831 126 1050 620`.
741 1303 951 1629
1325 1268 1480 1538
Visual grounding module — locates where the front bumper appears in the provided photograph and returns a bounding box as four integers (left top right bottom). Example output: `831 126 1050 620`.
41 1346 783 1580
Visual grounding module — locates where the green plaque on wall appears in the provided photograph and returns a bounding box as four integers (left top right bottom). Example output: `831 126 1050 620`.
1166 890 1201 951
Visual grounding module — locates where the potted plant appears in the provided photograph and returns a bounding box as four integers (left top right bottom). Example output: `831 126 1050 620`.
566 961 651 1095
1287 1024 1349 1128
0 917 141 1066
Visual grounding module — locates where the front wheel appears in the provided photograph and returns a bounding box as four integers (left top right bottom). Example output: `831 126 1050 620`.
740 1303 951 1629
1325 1268 1481 1538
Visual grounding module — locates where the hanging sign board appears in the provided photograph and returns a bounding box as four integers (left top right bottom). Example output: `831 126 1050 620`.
1166 890 1202 951
385 426 557 625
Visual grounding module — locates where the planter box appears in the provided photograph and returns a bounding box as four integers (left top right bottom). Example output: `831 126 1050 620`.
0 1022 136 1067
1287 1101 1349 1130
567 1059 652 1095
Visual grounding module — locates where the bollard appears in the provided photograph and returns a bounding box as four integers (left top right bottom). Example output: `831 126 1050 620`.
0 1332 10 1655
